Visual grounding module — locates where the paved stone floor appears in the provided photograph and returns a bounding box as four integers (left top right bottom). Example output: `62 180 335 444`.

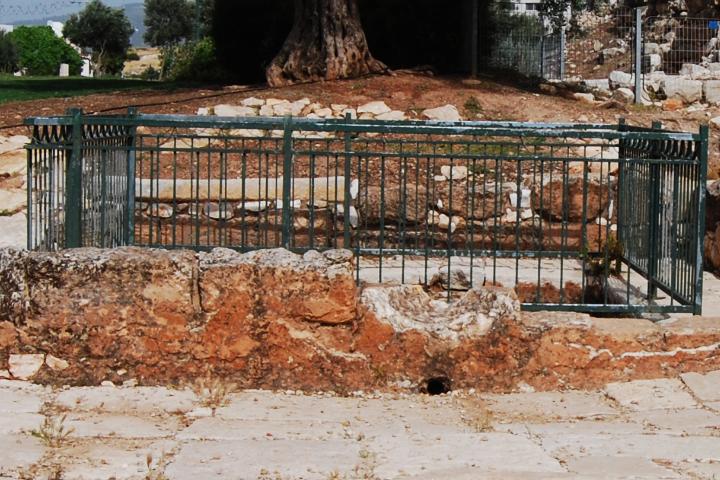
2 372 720 480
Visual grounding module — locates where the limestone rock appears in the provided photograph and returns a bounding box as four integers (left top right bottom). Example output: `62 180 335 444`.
422 104 462 122
430 267 476 291
214 105 257 117
661 78 703 103
147 203 174 219
360 285 519 340
612 88 635 104
609 70 634 89
45 354 69 371
203 202 234 221
532 175 613 222
704 80 720 105
375 110 407 121
440 165 468 181
573 92 595 104
9 354 45 380
265 98 288 107
357 101 391 116
241 97 265 107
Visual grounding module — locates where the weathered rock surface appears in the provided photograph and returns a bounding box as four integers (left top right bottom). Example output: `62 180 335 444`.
2 247 720 391
532 175 613 222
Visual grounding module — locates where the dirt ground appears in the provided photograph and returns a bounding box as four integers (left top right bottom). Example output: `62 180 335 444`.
2 73 719 179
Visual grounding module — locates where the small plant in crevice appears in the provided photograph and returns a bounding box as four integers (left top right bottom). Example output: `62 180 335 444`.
580 233 624 277
191 375 236 416
145 452 170 480
31 415 74 448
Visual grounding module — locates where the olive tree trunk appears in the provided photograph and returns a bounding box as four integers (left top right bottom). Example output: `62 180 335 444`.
266 0 386 86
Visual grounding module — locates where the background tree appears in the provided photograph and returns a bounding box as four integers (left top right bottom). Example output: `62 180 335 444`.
265 0 386 86
0 31 19 74
143 0 194 47
9 26 83 76
63 0 134 76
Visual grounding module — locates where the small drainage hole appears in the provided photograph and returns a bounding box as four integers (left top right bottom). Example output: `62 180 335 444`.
425 376 451 396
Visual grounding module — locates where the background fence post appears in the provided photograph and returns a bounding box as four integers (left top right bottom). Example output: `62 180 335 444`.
634 7 642 104
281 116 294 249
126 107 137 246
560 26 565 80
65 108 83 248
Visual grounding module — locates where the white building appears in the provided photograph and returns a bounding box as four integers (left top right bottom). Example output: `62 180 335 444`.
511 0 543 16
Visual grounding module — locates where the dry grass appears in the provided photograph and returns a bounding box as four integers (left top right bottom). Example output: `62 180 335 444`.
190 375 237 416
31 415 75 448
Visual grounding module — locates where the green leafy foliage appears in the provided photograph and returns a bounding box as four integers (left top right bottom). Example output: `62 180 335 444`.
162 37 226 82
144 0 194 47
0 30 19 74
9 26 83 76
63 0 134 76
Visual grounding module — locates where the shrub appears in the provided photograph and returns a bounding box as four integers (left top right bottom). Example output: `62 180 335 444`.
0 31 19 74
10 26 83 76
162 37 226 82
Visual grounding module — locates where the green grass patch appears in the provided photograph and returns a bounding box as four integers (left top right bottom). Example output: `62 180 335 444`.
0 76 187 104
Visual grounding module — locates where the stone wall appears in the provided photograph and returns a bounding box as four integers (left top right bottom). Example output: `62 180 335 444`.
1 247 720 393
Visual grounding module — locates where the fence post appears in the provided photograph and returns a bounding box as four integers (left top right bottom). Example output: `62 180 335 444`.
646 121 662 301
634 7 642 104
560 26 566 80
343 113 352 249
694 125 709 315
65 108 83 248
125 107 138 246
471 0 478 78
281 116 294 249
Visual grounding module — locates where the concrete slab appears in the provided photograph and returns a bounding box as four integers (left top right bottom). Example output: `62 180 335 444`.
59 440 176 480
0 434 46 476
604 379 698 411
165 439 362 479
55 386 197 414
563 456 680 478
680 371 720 402
482 391 619 422
65 414 180 439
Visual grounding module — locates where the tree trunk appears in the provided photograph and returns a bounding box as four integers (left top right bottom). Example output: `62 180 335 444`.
266 0 386 87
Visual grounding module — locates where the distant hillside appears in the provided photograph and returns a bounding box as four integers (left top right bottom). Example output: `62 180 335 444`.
12 2 147 47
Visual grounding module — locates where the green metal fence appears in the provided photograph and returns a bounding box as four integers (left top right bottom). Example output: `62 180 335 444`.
25 110 707 315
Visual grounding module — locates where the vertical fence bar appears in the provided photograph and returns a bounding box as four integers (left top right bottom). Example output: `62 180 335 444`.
560 26 566 80
634 7 642 104
343 113 352 249
281 116 294 249
26 146 33 249
694 125 708 314
65 108 83 248
126 108 138 246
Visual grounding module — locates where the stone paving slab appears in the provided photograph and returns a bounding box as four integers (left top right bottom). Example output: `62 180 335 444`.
627 408 720 436
0 382 49 413
538 433 720 463
57 440 176 480
0 412 45 435
604 379 699 411
54 386 197 414
680 371 720 402
482 391 619 422
64 413 181 439
371 432 566 478
165 439 363 480
0 434 46 477
562 456 680 479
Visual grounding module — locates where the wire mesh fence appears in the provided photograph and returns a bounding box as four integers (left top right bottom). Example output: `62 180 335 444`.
24 111 708 315
480 12 564 80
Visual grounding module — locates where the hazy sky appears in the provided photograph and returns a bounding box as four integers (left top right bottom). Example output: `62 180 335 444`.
0 0 137 23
